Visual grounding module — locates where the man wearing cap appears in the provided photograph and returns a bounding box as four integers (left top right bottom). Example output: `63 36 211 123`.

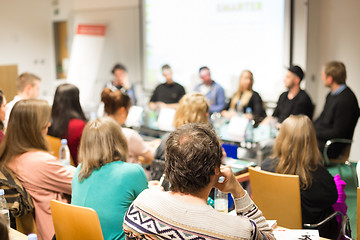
271 65 313 123
314 61 359 158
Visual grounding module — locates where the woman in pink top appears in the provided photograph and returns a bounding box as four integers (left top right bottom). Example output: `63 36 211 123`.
0 99 74 240
101 88 160 178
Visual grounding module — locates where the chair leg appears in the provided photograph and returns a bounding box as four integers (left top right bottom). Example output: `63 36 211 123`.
345 161 358 187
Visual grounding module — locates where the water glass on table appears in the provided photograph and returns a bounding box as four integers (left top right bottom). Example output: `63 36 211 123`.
214 189 228 213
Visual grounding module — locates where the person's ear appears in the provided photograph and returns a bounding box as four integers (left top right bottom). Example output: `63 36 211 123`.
214 166 221 176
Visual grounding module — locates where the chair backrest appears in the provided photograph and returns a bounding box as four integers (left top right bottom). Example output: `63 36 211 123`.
357 187 360 240
46 135 62 158
50 200 104 240
248 167 302 229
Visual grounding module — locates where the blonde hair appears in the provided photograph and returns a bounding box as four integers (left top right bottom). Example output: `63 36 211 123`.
16 73 41 92
324 61 346 84
173 93 209 128
77 117 128 181
0 99 50 168
272 115 322 190
230 70 254 110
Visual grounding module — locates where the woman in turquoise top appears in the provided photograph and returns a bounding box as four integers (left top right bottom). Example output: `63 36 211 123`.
71 117 148 240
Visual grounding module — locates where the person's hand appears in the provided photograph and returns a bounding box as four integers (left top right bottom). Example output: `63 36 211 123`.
214 166 245 198
148 180 164 191
147 138 161 148
121 73 131 90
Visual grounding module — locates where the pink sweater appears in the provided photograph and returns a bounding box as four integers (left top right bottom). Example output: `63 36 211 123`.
8 151 74 240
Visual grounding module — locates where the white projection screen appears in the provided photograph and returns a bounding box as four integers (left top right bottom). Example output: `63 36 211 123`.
142 0 290 102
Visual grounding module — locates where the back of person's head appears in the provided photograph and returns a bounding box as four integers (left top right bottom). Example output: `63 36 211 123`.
0 90 5 131
324 61 347 84
101 88 132 116
16 72 41 93
273 115 322 189
77 117 128 181
165 123 222 194
111 63 127 74
173 93 209 128
0 99 50 167
49 84 86 138
0 214 9 240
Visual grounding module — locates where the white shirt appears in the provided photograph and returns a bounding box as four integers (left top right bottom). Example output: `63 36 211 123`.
5 95 23 129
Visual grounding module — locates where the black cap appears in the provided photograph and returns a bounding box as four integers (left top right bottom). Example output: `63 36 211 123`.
288 65 304 80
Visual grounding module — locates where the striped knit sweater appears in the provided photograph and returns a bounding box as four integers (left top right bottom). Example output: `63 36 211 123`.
123 189 274 240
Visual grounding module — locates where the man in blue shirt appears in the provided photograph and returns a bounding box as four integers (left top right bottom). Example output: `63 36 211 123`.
194 66 225 114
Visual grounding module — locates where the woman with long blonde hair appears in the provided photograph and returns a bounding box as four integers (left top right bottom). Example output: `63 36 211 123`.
0 99 73 240
71 117 148 240
222 70 266 121
153 93 209 180
261 115 338 239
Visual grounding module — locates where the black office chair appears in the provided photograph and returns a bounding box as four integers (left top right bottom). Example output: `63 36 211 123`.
304 211 352 240
323 138 358 187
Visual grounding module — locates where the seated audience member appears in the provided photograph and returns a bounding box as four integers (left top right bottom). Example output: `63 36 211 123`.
0 90 7 143
101 88 160 171
154 92 209 163
194 66 226 114
5 72 41 128
72 117 148 240
314 61 359 158
261 115 338 239
0 214 9 240
148 64 186 110
48 84 87 166
124 123 274 240
0 99 73 240
106 63 137 105
222 70 266 121
264 65 313 124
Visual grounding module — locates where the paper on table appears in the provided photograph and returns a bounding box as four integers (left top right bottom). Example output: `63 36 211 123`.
273 229 319 240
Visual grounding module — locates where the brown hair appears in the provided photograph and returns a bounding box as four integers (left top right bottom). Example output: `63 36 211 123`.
165 123 222 194
77 117 128 181
272 115 322 190
230 70 254 110
173 93 209 128
0 99 50 168
16 72 41 92
101 88 132 116
324 61 347 84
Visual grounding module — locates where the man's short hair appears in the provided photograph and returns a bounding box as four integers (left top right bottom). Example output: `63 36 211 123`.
111 63 127 74
161 64 171 71
324 61 347 84
199 66 209 73
165 123 222 194
16 73 41 92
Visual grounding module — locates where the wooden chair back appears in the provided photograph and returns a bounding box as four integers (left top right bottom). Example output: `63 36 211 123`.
248 167 302 229
50 200 104 240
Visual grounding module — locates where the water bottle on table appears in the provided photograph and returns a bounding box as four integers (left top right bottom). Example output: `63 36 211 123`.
59 139 71 166
0 189 10 227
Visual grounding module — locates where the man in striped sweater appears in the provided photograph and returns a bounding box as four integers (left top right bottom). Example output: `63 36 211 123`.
123 123 274 240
